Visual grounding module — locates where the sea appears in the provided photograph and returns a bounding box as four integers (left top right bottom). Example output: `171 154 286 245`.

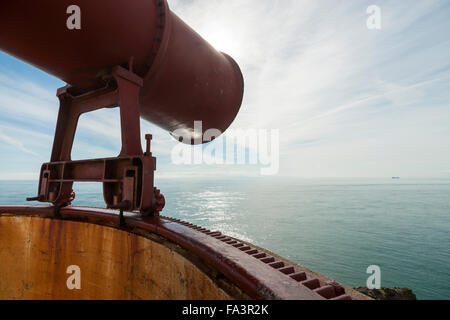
0 178 448 300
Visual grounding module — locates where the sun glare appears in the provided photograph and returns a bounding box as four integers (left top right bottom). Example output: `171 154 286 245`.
203 28 240 58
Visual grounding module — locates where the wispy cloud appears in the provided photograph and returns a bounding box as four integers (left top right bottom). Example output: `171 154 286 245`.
0 130 39 156
0 0 450 178
169 0 450 177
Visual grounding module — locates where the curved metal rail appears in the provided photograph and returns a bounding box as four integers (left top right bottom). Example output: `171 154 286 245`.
0 206 363 300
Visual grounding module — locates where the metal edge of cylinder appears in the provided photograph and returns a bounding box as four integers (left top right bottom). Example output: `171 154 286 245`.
217 52 245 136
144 0 172 82
0 205 366 300
169 51 245 146
142 1 245 147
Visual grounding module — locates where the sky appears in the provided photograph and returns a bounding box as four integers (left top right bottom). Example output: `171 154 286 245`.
0 0 449 180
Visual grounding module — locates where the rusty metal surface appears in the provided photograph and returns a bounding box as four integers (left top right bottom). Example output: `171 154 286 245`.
0 0 244 140
0 215 234 300
26 67 163 215
0 206 357 300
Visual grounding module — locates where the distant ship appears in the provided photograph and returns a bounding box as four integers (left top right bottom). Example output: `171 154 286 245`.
392 177 401 180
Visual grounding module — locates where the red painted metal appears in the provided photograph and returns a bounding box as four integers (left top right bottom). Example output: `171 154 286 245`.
0 0 244 213
0 206 358 300
26 66 163 214
0 0 244 141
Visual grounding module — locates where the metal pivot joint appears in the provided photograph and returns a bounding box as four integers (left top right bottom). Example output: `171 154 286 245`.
28 66 165 216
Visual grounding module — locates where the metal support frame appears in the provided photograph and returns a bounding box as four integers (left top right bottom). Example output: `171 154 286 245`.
27 66 165 216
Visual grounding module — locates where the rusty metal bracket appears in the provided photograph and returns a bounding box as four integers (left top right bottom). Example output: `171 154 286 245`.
52 203 64 219
27 66 165 216
109 200 131 227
